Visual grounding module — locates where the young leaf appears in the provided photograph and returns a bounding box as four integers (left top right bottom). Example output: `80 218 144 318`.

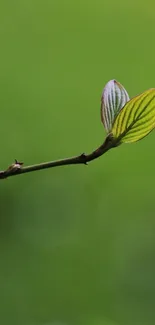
112 88 155 143
101 79 129 133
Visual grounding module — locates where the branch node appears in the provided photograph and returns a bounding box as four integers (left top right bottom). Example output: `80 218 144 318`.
80 153 88 165
15 159 24 166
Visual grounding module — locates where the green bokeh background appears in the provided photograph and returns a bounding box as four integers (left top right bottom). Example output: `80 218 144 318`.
0 1 155 325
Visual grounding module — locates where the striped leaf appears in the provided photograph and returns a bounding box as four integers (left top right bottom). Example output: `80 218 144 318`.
112 88 155 143
101 79 129 132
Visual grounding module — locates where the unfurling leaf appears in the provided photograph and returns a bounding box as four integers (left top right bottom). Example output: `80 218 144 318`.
112 88 155 143
101 79 129 133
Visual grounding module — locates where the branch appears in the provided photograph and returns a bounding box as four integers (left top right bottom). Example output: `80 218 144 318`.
0 134 116 179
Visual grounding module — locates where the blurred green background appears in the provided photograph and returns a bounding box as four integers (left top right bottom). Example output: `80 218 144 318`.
0 1 155 325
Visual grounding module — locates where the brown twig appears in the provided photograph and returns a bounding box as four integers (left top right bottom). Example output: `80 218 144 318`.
0 134 117 179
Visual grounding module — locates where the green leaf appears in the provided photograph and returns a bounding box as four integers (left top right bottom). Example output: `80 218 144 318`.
112 88 155 143
101 79 129 133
